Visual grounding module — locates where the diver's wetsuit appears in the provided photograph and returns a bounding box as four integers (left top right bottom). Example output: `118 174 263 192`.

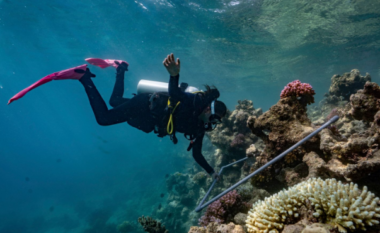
79 69 215 175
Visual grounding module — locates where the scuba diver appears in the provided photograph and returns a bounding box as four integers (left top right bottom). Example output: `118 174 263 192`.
79 54 227 180
8 54 227 180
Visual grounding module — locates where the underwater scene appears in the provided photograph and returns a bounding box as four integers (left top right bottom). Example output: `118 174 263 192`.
1 0 380 232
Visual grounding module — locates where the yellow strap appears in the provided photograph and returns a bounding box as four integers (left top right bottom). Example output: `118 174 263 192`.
167 101 181 135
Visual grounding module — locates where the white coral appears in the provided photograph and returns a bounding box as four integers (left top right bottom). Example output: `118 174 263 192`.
246 178 380 233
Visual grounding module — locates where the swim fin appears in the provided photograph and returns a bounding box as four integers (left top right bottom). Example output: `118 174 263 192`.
85 58 129 69
7 64 87 105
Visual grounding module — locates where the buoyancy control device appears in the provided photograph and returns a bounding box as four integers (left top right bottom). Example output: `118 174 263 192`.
137 80 201 144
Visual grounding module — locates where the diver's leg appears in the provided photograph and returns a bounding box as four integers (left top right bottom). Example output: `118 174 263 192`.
109 62 130 107
80 69 132 126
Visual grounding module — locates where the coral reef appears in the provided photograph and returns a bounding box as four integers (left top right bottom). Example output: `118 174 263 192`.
208 100 263 156
161 69 380 233
138 216 168 233
308 70 370 125
309 80 380 182
198 190 249 227
247 84 319 187
245 70 380 189
165 172 197 206
246 178 380 233
280 80 316 105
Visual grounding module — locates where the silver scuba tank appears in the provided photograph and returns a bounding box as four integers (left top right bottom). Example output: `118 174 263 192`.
137 79 199 94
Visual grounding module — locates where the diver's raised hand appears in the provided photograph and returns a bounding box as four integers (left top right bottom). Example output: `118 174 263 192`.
163 53 180 76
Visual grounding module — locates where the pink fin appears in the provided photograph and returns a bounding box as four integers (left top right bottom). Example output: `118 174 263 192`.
85 58 129 69
8 64 87 105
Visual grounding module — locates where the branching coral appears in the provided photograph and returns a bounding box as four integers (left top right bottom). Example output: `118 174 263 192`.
280 80 316 105
246 178 380 233
198 190 249 227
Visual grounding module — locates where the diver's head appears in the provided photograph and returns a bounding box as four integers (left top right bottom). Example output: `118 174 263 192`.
198 85 227 129
200 100 227 129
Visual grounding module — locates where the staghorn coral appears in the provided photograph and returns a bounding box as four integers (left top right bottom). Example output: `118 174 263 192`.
280 80 316 105
198 190 249 227
246 178 380 233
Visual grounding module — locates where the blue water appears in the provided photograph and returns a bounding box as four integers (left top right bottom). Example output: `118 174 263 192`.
1 0 380 232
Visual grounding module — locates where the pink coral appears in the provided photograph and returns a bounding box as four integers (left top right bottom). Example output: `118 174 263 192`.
198 190 249 227
280 80 315 104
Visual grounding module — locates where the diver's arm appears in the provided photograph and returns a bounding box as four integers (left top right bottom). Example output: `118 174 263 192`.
109 63 129 107
163 53 188 101
192 133 215 175
168 74 188 101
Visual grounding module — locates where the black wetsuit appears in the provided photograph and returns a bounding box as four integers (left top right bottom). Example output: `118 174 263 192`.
79 69 215 175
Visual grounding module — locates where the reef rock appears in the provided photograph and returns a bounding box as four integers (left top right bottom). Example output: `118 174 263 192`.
329 69 371 100
234 213 248 225
246 144 260 158
188 222 245 233
300 223 332 233
309 70 370 128
302 151 327 180
282 224 305 233
319 123 380 182
350 81 380 122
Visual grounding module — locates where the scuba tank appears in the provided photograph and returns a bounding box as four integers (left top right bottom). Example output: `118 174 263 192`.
137 79 199 94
